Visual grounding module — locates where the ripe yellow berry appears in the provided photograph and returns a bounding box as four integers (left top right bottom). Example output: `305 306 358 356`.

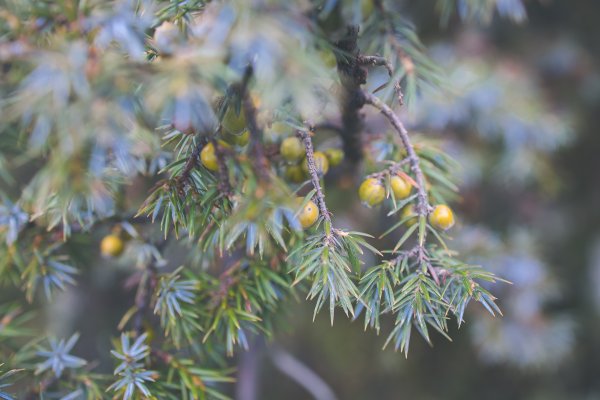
284 165 306 183
429 204 455 231
100 234 125 258
324 148 344 167
280 137 304 162
298 199 319 229
390 175 412 200
302 151 329 176
223 129 249 146
200 142 218 171
358 178 385 207
200 141 230 172
401 204 417 227
222 106 246 134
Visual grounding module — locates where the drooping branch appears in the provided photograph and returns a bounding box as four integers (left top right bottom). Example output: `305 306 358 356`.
362 91 439 284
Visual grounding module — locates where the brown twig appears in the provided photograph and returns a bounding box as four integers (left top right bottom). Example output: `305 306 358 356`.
210 137 233 196
179 138 206 184
357 55 393 77
366 158 410 180
239 66 270 182
133 265 158 337
298 129 332 239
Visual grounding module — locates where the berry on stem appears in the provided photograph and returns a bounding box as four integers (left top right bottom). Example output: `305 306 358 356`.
200 141 230 172
222 106 247 134
284 165 306 183
429 204 455 230
324 148 344 167
359 178 385 207
298 199 319 229
390 175 411 199
100 234 125 258
280 137 304 162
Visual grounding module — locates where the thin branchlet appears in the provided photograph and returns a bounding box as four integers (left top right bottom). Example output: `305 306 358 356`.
210 137 233 196
239 65 270 181
298 130 332 238
357 55 393 77
178 137 206 184
366 158 410 180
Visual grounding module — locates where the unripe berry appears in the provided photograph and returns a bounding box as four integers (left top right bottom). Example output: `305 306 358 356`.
390 175 411 199
429 204 455 231
298 199 319 229
358 178 385 207
100 234 125 258
222 106 246 135
280 137 304 162
302 151 329 176
284 165 306 183
324 148 344 167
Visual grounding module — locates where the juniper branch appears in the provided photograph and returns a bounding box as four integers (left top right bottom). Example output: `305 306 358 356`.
362 91 439 284
298 130 332 235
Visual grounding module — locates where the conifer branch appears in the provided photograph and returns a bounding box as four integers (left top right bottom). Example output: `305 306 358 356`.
298 130 332 233
362 91 439 284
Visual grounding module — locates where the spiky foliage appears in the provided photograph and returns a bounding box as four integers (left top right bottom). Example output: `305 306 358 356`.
0 0 529 397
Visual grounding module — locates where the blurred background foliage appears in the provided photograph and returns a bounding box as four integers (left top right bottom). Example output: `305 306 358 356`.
0 0 599 399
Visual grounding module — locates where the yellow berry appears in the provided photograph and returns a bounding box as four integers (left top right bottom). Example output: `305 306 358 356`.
100 234 125 258
280 137 304 162
302 152 329 176
284 165 306 183
200 142 218 171
429 204 455 231
222 105 246 134
390 175 412 199
200 141 230 172
324 148 344 167
358 178 385 207
401 204 417 227
298 199 319 229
